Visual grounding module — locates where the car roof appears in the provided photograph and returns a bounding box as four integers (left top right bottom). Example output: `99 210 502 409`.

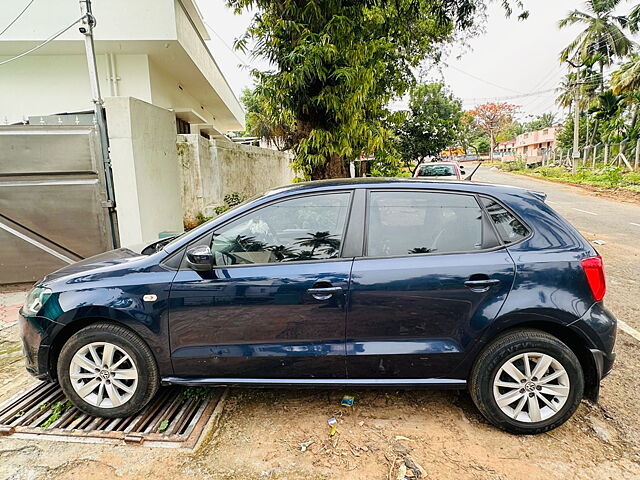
418 161 458 166
263 177 538 199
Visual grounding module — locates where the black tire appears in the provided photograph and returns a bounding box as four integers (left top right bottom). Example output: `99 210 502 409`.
57 322 159 418
469 329 584 434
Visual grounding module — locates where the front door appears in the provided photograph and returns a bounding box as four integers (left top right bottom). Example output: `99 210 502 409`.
168 191 354 379
347 189 516 379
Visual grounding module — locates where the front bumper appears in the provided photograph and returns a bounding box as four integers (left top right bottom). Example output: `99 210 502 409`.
18 310 53 381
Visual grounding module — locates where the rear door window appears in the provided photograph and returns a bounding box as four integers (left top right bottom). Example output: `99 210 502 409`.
366 191 485 256
480 197 529 244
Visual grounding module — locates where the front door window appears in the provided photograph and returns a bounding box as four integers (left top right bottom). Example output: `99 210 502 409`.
211 193 351 265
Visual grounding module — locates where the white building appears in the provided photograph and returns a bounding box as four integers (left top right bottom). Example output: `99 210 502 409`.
0 0 246 247
0 0 244 134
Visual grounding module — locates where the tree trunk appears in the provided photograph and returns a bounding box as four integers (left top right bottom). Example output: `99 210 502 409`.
599 62 604 93
311 153 348 179
489 133 495 161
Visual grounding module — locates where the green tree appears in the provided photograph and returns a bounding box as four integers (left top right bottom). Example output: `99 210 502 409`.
496 120 522 141
559 0 632 92
557 114 592 149
456 111 489 154
611 54 640 95
522 113 558 133
227 0 528 179
395 83 463 170
589 90 627 142
240 88 293 150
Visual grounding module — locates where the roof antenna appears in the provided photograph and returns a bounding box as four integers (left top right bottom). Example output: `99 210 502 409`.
464 160 483 181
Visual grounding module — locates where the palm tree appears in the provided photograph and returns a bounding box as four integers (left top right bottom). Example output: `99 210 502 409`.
611 54 640 94
588 90 627 142
537 112 558 128
559 0 633 92
556 72 578 110
295 231 341 258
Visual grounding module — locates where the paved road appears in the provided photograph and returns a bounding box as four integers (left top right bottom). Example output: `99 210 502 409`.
474 165 640 335
475 166 640 249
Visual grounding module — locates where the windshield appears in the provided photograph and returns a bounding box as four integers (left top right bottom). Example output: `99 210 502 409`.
417 164 456 177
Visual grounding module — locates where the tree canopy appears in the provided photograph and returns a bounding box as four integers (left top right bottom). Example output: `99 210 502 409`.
395 83 463 168
468 103 517 159
227 0 528 179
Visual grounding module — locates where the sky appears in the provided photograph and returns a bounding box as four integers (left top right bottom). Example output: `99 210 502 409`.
195 1 628 121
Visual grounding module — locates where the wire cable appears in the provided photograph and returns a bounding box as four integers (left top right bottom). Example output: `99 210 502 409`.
0 16 84 67
0 0 36 37
202 19 250 68
448 65 523 94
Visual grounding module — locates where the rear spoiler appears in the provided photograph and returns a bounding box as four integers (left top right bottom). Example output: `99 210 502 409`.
529 190 547 202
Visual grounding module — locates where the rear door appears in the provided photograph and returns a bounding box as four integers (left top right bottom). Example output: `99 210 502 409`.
168 191 354 380
346 189 516 380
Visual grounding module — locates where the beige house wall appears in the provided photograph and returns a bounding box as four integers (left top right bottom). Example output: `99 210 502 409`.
106 97 184 246
177 135 295 223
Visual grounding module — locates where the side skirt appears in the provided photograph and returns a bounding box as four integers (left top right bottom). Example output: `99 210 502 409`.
161 377 467 389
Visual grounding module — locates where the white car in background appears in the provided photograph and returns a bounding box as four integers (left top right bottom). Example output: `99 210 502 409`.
413 161 466 180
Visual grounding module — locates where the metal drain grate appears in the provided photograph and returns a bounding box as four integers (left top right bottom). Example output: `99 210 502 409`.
0 382 226 448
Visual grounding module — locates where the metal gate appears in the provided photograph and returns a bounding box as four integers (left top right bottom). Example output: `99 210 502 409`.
0 124 117 284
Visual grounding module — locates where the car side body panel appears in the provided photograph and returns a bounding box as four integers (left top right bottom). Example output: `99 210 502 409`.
18 178 616 392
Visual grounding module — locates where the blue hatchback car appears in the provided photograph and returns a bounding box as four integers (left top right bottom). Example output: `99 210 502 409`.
19 178 616 434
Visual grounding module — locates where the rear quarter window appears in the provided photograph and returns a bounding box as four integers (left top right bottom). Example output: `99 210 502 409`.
481 197 529 244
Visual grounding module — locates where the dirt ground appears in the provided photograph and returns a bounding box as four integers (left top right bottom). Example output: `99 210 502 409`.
2 193 640 480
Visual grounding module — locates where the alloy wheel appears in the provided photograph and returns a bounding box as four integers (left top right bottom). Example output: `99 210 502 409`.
492 352 570 423
68 341 138 408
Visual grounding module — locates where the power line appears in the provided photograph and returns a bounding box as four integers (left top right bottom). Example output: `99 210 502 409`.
461 87 557 103
0 0 36 37
202 19 249 68
448 65 523 94
0 16 84 67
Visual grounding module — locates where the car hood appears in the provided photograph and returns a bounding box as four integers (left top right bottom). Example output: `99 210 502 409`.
40 247 146 285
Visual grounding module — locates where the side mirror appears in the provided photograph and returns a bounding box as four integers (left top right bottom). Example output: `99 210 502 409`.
186 245 213 271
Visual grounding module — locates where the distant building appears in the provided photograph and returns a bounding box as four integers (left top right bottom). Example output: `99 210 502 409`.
514 126 559 157
0 0 244 134
501 126 559 163
496 139 516 155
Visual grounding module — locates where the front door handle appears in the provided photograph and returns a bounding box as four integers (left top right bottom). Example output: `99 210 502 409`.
307 286 343 300
464 278 500 292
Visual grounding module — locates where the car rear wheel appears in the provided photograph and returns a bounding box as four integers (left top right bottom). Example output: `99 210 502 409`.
469 329 584 434
57 322 159 418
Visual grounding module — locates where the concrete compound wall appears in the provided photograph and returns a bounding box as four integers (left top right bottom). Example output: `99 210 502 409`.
177 134 295 223
106 97 184 246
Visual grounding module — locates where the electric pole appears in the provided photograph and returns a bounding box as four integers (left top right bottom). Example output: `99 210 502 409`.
79 0 119 248
567 59 583 174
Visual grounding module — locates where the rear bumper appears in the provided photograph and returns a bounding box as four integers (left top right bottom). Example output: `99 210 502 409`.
18 310 54 381
570 302 617 401
590 348 615 380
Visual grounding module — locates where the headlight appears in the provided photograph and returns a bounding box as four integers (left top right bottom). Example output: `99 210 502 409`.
23 287 52 316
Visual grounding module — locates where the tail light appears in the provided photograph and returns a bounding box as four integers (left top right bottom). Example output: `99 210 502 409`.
581 256 606 302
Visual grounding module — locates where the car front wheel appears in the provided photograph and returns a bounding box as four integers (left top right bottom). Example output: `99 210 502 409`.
57 322 159 418
469 329 584 434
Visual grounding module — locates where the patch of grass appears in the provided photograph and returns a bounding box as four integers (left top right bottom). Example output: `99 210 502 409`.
508 163 640 191
158 419 169 433
41 400 73 428
502 159 526 172
179 386 210 402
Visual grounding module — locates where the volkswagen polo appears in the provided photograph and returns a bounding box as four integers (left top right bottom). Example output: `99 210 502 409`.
19 178 616 434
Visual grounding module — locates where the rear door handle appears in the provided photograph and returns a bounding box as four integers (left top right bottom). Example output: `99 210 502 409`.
307 286 343 300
